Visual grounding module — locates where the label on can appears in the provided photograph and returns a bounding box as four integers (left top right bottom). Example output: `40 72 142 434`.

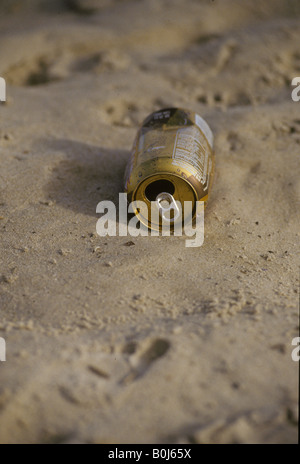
195 113 214 148
172 125 213 191
125 108 214 204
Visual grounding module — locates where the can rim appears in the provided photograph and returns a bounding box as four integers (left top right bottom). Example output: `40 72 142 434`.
131 172 198 230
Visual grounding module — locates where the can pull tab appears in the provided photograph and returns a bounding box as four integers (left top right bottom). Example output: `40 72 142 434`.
156 192 180 223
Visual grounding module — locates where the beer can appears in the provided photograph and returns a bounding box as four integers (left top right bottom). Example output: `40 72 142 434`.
124 107 214 230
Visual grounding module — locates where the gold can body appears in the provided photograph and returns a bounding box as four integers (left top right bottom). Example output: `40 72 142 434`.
124 108 214 229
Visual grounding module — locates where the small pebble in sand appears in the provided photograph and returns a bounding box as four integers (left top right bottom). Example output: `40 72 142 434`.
58 249 72 256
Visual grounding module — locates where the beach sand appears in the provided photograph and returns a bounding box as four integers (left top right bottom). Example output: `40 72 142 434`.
0 0 299 443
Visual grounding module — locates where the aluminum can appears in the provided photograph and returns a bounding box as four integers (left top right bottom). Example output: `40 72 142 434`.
124 107 214 229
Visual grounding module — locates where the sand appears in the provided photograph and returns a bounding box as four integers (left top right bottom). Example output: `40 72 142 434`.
0 0 299 444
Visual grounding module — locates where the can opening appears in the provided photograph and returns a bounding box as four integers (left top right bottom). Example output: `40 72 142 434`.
144 179 175 202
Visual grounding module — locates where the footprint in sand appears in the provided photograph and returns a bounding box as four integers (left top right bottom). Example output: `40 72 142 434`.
120 338 171 385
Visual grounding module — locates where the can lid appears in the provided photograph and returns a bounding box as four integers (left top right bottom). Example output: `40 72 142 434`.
133 173 197 230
